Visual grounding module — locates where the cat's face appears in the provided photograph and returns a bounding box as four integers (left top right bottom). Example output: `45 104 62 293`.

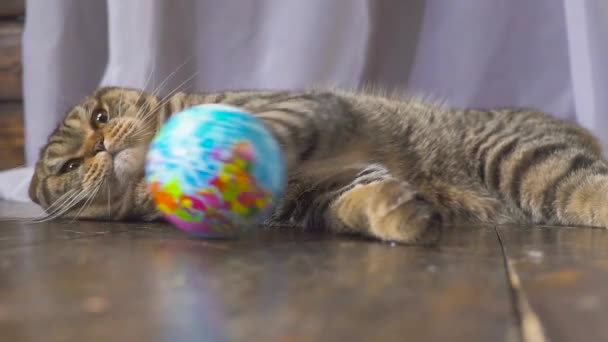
29 87 162 220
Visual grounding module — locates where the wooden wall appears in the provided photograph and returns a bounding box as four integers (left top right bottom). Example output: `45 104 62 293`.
0 0 24 170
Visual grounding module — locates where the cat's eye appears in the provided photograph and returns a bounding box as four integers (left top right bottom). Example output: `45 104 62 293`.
60 158 83 174
91 108 109 128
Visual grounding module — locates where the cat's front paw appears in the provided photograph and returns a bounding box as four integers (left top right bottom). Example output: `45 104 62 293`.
365 181 441 243
330 180 442 244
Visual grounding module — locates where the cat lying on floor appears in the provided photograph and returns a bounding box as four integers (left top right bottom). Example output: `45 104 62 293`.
29 87 608 243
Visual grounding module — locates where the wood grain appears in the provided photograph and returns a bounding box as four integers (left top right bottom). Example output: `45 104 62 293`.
0 103 24 170
0 22 23 101
0 215 516 342
498 225 608 342
2 201 608 341
0 0 24 18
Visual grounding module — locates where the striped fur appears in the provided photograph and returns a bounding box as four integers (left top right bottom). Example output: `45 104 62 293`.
29 87 608 242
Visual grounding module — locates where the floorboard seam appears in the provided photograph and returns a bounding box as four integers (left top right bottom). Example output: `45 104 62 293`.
494 226 548 342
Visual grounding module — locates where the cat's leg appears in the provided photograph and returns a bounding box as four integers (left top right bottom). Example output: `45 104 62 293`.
236 92 375 175
528 155 608 227
131 178 163 221
479 132 608 227
237 93 443 242
297 165 443 243
327 177 442 243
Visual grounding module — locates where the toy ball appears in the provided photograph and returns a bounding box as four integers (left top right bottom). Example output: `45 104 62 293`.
145 104 287 237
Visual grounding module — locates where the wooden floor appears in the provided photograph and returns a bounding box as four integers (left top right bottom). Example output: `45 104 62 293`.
0 201 607 341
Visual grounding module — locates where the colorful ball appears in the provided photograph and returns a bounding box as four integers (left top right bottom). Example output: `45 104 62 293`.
145 104 287 237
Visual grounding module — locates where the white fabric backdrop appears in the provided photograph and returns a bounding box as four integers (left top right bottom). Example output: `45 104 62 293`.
19 0 608 165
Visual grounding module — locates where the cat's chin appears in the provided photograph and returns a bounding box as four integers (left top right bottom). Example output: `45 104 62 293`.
112 146 147 186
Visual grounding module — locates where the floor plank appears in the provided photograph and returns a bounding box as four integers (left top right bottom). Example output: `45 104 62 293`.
0 202 515 341
497 225 608 342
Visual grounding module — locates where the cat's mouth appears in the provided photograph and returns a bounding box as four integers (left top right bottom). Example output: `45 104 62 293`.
111 146 147 185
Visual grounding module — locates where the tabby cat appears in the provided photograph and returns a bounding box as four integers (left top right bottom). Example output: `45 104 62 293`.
28 87 608 243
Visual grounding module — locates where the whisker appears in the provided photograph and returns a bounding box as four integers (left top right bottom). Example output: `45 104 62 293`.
29 190 77 219
131 55 158 116
107 181 111 217
127 74 200 145
33 190 90 223
44 189 92 222
151 69 200 114
44 188 79 213
0 189 83 223
129 116 159 135
31 188 92 223
148 56 194 99
0 189 79 223
137 63 199 123
118 88 125 118
142 54 157 91
131 70 200 137
128 126 156 143
134 57 194 122
71 183 102 222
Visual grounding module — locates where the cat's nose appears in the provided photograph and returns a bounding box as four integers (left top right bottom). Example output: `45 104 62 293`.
92 137 106 154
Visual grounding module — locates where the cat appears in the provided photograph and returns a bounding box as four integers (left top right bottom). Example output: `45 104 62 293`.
28 86 608 243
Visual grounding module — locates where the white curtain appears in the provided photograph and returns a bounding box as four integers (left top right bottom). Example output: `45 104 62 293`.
17 0 608 166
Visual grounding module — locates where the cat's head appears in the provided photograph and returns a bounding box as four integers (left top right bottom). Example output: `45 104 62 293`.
28 87 162 220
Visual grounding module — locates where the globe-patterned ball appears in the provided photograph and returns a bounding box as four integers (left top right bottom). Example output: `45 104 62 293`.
145 104 287 237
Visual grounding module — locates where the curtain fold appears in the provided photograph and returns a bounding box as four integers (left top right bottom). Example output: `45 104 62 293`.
22 0 608 165
563 1 608 150
23 0 109 162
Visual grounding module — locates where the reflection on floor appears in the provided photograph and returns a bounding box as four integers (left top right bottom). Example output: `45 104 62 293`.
0 201 607 341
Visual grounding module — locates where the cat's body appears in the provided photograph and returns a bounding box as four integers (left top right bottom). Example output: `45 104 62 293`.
29 87 608 242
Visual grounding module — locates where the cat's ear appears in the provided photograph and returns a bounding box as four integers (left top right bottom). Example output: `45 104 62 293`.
28 169 40 205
